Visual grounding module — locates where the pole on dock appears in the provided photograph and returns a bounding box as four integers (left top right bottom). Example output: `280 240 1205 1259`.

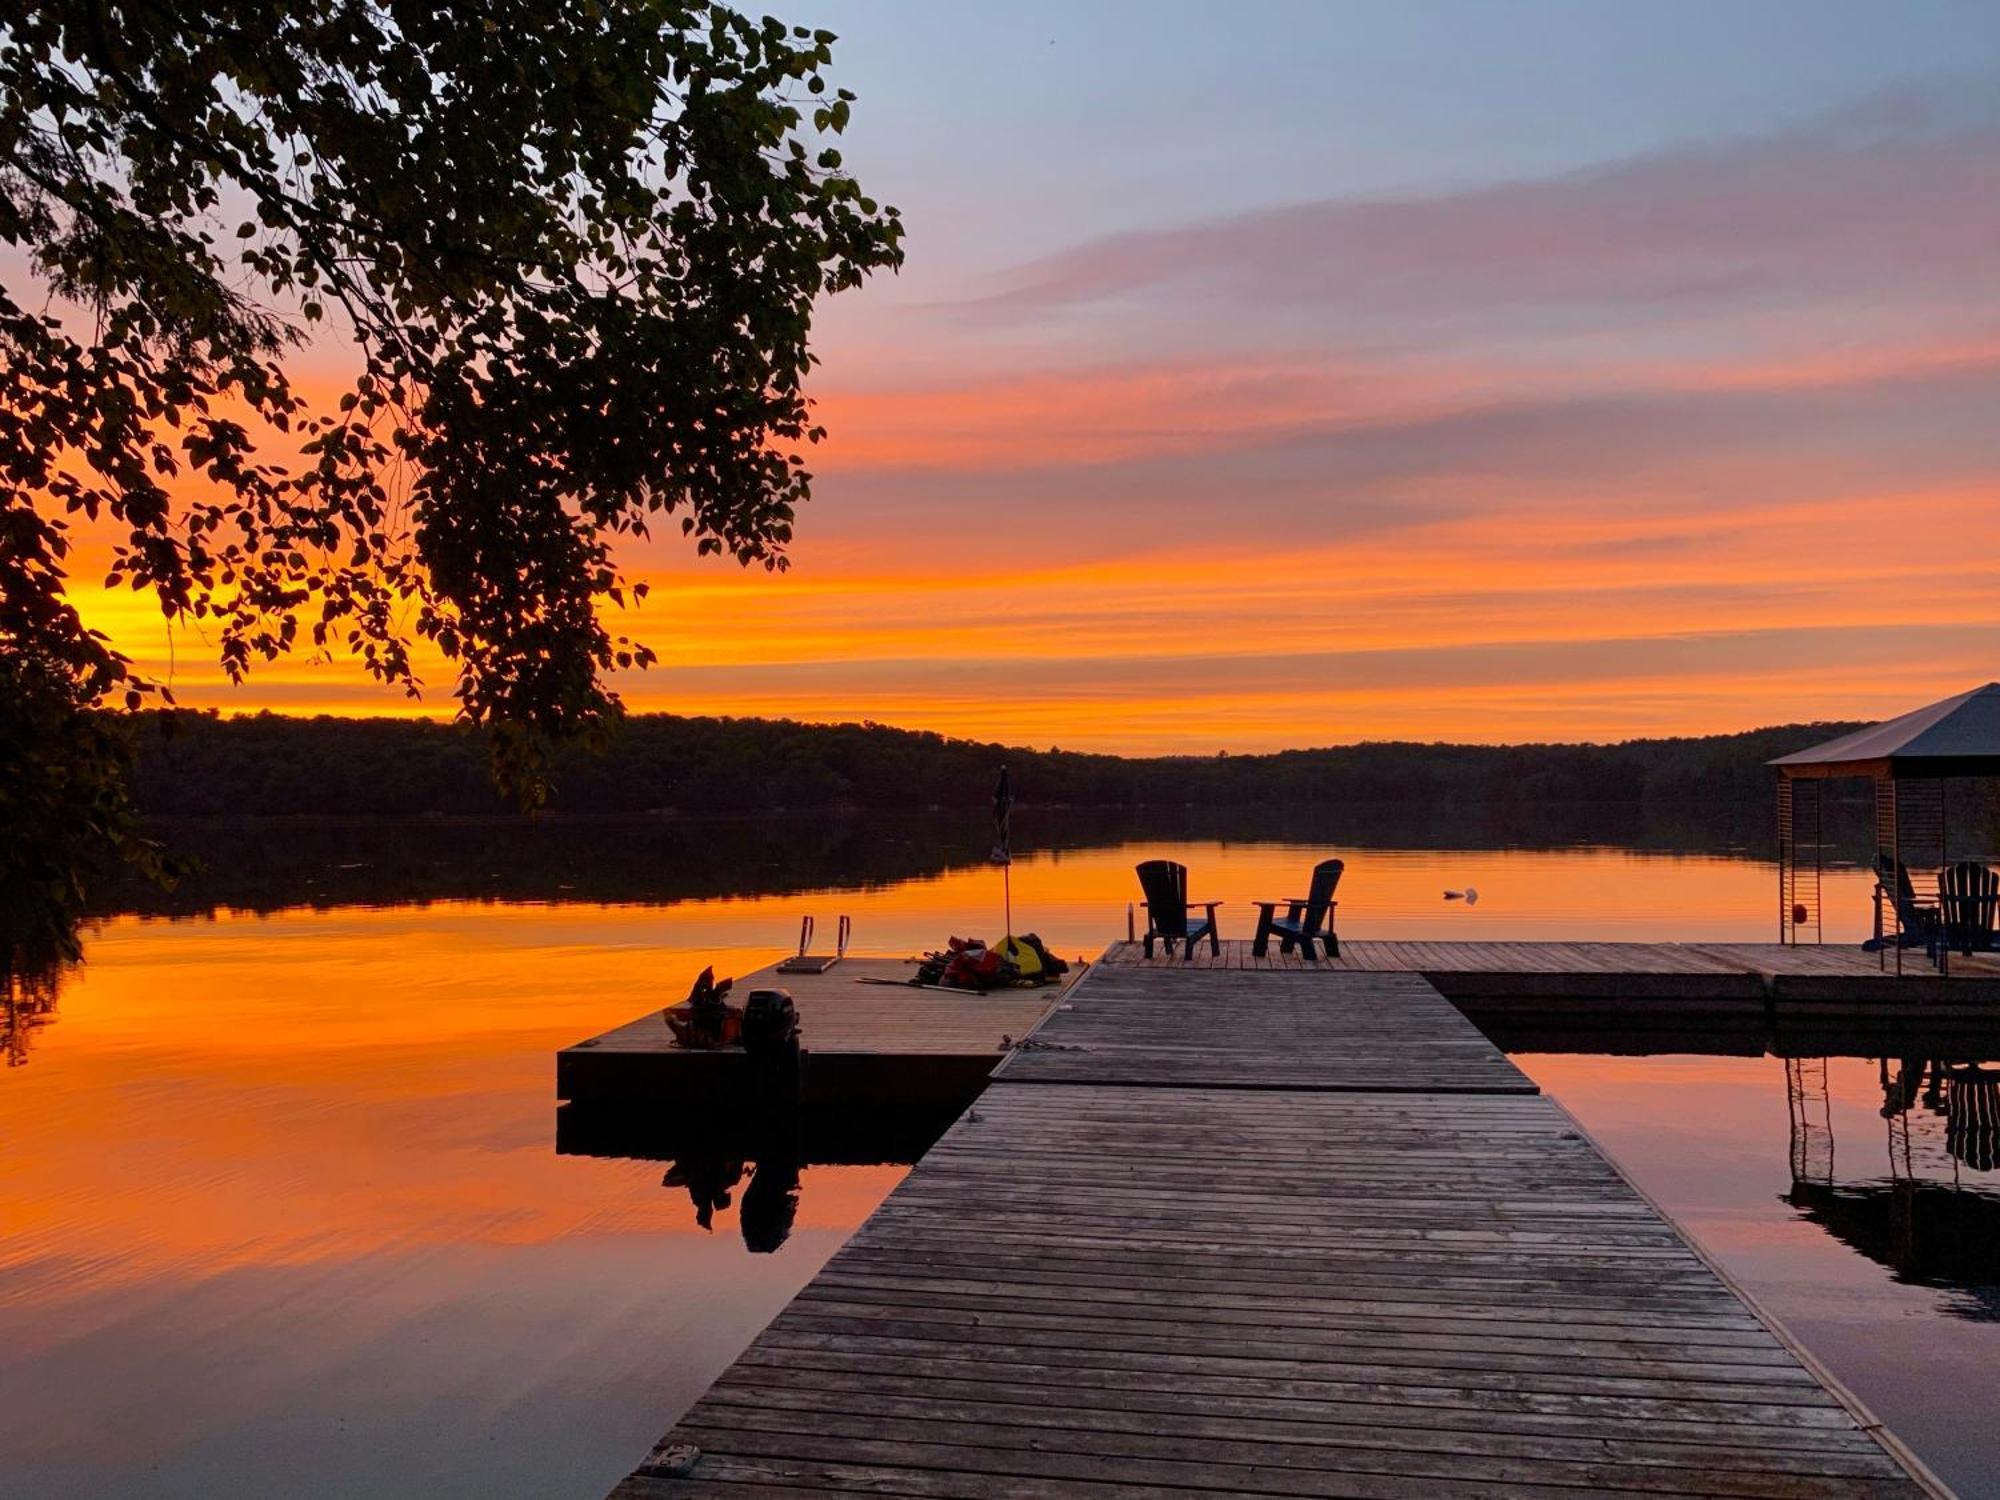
992 764 1013 938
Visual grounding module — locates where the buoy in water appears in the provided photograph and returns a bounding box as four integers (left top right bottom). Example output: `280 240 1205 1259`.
1444 887 1481 905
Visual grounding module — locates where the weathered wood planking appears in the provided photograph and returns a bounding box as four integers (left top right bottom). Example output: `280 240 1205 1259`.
1097 936 1997 980
1099 938 2000 1011
996 965 1538 1095
606 958 1938 1499
614 1079 1933 1498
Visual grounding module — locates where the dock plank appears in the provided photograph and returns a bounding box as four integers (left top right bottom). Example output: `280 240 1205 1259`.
996 965 1535 1094
1098 938 2000 1017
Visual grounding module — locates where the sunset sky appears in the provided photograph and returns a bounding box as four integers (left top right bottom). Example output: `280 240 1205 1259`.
77 0 2000 751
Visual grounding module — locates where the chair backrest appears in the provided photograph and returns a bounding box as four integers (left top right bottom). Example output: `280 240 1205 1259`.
1135 860 1190 938
1940 861 1999 938
1875 853 1922 913
1946 1072 2000 1171
1298 858 1344 933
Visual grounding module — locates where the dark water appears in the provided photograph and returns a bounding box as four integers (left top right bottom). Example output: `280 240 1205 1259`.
5 811 1997 1497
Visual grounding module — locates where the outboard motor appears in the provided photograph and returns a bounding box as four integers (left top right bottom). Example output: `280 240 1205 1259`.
740 986 803 1108
741 988 799 1055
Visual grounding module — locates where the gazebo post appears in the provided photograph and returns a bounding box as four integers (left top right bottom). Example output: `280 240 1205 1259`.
1777 771 1823 946
1875 772 1896 974
1784 768 1800 944
1811 782 1822 945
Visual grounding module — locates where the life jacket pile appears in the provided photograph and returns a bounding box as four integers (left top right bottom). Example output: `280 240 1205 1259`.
916 933 1071 991
665 966 742 1048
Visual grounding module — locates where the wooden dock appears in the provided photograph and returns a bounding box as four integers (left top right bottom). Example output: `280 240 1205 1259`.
558 957 1067 1109
1001 966 1533 1094
1105 936 2000 1002
608 955 1944 1498
559 940 2000 1113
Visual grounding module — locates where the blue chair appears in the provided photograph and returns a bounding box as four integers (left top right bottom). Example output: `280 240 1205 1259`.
1136 860 1221 960
1864 854 1942 964
1940 861 2000 957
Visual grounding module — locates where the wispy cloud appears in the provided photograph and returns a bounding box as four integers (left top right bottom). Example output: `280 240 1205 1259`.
958 85 2000 367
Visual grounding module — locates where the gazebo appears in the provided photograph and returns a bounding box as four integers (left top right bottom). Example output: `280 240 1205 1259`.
1772 683 2000 968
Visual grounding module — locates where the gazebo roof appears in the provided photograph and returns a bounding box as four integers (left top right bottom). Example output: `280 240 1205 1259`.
1772 683 2000 778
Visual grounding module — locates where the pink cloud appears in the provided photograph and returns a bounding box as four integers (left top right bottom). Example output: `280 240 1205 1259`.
966 95 2000 341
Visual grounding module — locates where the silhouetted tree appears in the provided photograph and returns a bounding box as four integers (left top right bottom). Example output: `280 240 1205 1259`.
1 650 178 994
0 2 901 969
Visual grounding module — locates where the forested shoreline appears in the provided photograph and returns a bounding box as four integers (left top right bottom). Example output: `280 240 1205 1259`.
125 710 1866 818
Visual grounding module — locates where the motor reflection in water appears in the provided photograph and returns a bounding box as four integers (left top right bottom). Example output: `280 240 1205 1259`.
557 1096 959 1253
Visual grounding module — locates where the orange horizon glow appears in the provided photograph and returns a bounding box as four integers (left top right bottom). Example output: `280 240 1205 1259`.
70 464 2000 751
53 90 2000 754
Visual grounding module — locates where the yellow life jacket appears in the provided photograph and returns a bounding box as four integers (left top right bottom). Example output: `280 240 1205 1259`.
994 935 1043 978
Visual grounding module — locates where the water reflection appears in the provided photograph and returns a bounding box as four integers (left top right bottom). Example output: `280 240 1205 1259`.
1 975 59 1067
1781 1056 2000 1319
557 1101 958 1250
0 903 915 1500
91 799 1812 922
738 1149 800 1254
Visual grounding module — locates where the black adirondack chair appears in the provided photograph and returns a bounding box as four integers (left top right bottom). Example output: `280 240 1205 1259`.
1865 854 1943 962
1135 860 1221 959
1251 858 1343 960
1940 861 2000 956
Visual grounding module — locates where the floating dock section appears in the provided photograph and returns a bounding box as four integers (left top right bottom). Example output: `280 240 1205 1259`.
558 956 1067 1110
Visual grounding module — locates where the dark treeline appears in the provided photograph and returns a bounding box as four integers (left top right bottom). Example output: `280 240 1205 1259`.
127 710 1867 819
97 714 1885 919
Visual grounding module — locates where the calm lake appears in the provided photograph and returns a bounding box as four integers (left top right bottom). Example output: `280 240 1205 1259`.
3 811 1996 1498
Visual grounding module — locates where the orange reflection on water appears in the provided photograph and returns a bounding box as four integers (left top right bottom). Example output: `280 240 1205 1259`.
0 901 912 1495
0 910 896 1282
0 836 1862 1497
3 840 1824 1295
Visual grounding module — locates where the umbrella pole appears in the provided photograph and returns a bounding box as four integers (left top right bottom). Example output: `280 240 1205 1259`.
1003 860 1013 938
